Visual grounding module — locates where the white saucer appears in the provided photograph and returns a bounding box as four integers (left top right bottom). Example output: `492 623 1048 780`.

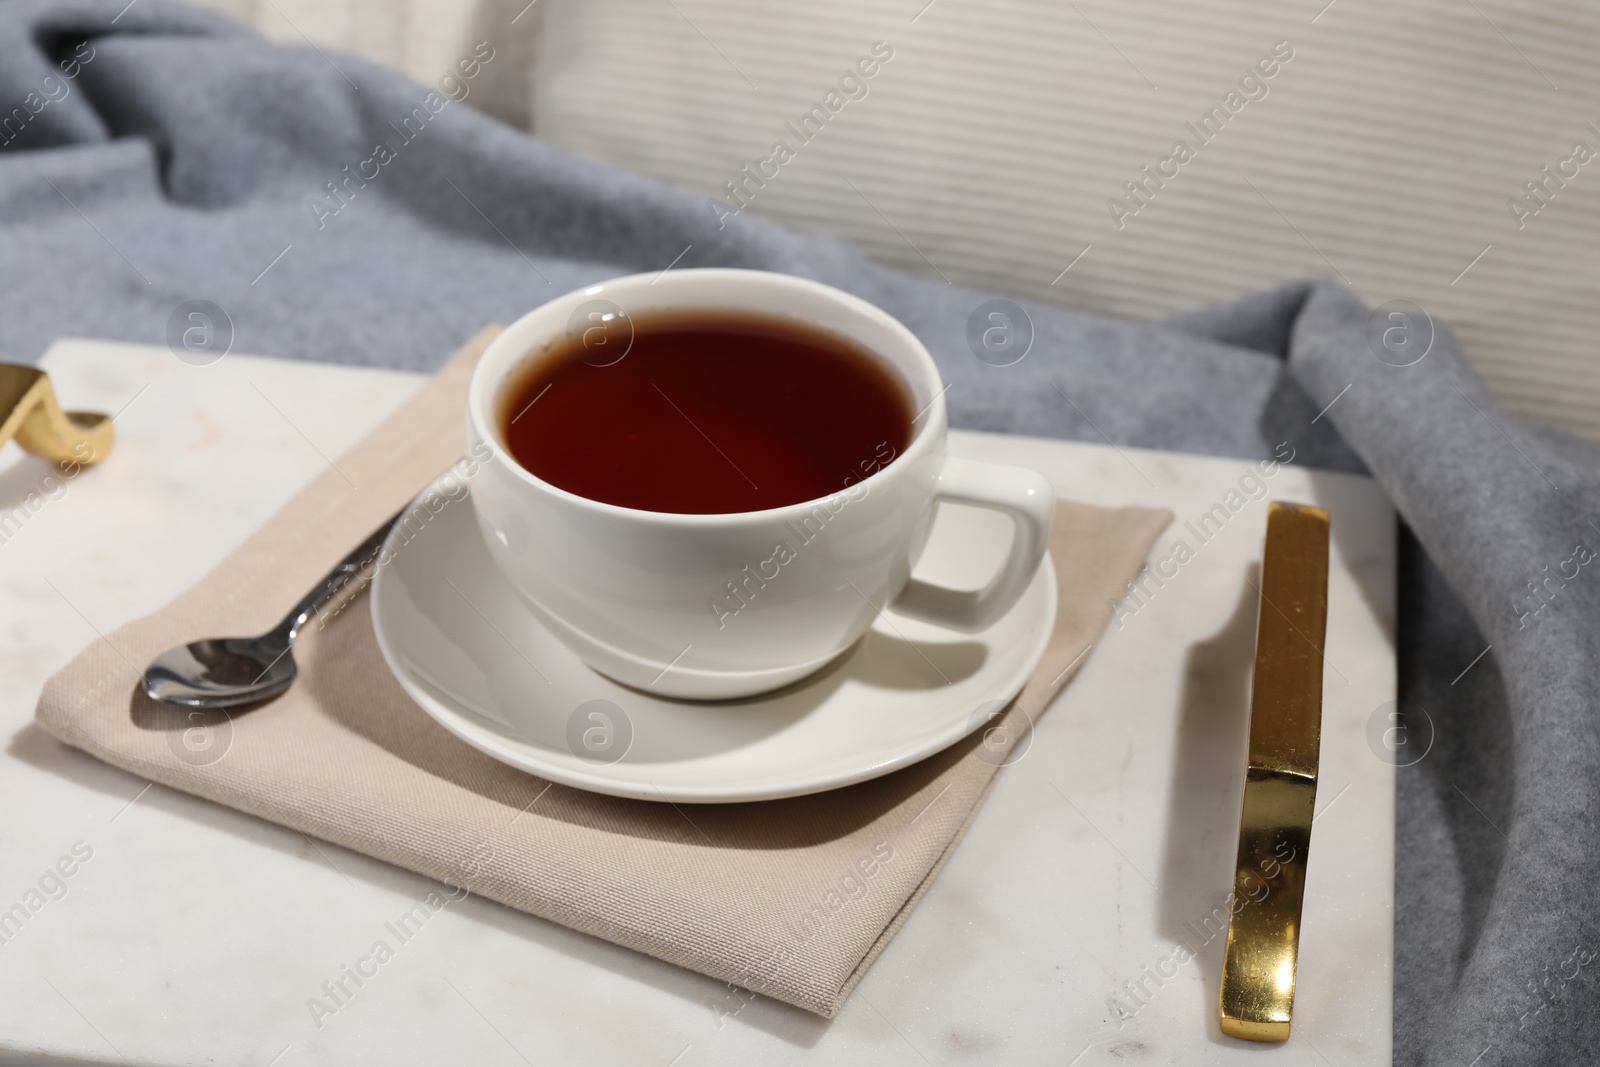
369 476 1057 803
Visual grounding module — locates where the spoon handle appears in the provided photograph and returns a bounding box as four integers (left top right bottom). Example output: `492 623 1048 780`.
276 510 403 645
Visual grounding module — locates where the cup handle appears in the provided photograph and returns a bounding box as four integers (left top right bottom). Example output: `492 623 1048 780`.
892 455 1056 633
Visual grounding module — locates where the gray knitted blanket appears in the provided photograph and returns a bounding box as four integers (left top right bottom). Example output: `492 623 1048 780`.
2 2 1596 1063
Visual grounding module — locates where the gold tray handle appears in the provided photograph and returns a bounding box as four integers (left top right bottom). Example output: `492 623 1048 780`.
1218 500 1330 1042
0 364 115 466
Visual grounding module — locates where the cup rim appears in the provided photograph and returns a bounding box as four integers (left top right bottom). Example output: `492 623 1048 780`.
466 268 949 527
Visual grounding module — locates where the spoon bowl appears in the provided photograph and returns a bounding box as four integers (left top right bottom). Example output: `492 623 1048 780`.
143 637 297 708
141 514 398 710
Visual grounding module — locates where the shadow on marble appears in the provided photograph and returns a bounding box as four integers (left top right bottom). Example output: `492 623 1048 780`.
449 883 833 1048
1306 474 1398 653
3 1046 125 1066
1156 565 1259 1044
0 452 62 509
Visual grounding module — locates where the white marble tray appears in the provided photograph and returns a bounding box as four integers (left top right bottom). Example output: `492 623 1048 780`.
0 339 1394 1066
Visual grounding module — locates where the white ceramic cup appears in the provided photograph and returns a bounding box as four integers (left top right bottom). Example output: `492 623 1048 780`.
466 269 1055 700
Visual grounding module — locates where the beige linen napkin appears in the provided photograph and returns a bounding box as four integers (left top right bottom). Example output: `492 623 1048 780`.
34 328 1171 1017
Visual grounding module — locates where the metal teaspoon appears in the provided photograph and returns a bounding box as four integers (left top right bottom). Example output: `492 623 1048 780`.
141 512 400 708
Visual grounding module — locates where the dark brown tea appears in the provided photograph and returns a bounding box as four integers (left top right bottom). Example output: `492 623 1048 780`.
500 308 914 514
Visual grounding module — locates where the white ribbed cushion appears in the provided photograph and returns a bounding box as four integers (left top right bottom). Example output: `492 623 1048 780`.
531 0 1600 440
187 0 543 129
